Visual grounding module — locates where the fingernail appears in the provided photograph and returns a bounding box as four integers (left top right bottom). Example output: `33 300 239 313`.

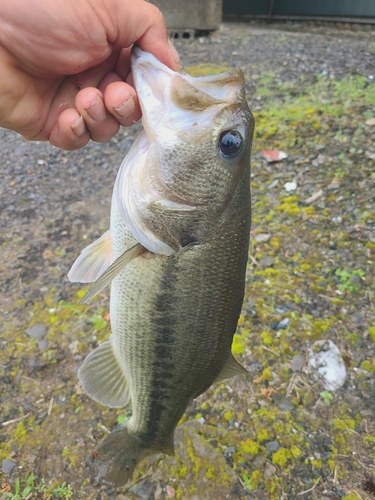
71 115 86 137
114 96 135 118
86 95 107 122
168 39 180 66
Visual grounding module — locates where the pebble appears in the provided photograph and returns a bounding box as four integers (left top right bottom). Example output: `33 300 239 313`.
254 233 271 243
284 181 297 191
351 312 364 323
264 461 277 479
275 305 288 314
274 395 296 411
265 441 279 455
2 459 16 473
26 324 46 339
360 409 373 417
129 479 156 500
307 340 347 391
291 354 305 372
259 256 275 268
278 318 290 329
332 216 342 224
365 150 375 160
270 318 290 330
35 411 47 426
38 340 48 350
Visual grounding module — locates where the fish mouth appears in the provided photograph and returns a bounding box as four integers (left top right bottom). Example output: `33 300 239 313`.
131 47 174 140
131 46 244 136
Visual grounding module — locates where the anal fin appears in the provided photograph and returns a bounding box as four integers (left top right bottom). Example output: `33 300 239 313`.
215 354 248 384
78 337 130 408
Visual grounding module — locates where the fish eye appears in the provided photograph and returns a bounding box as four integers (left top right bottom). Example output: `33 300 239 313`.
218 130 243 158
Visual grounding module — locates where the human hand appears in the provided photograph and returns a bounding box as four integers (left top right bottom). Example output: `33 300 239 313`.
0 0 179 150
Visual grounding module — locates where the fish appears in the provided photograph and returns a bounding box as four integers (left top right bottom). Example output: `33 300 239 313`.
68 46 254 487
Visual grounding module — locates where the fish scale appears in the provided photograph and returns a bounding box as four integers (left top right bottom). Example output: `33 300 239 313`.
109 172 250 453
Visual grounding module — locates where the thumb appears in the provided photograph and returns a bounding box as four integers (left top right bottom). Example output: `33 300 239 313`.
109 0 179 70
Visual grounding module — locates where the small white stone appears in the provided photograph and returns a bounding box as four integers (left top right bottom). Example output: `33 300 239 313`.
307 339 346 391
284 181 297 192
254 233 271 243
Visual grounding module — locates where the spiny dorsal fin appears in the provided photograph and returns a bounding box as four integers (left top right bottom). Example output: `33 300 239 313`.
215 354 248 384
81 243 146 304
68 230 112 283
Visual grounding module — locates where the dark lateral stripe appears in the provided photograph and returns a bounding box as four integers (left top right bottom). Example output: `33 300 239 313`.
145 257 178 442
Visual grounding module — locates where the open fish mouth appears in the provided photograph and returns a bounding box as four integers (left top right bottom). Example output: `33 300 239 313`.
131 46 242 136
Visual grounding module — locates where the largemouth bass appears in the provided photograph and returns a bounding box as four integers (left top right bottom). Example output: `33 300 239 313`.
68 47 254 487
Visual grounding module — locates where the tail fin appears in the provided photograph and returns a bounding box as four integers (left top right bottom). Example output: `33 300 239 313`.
85 424 149 487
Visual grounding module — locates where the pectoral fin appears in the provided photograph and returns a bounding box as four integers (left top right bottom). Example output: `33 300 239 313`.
215 354 248 383
68 230 112 283
78 337 130 408
81 243 146 303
